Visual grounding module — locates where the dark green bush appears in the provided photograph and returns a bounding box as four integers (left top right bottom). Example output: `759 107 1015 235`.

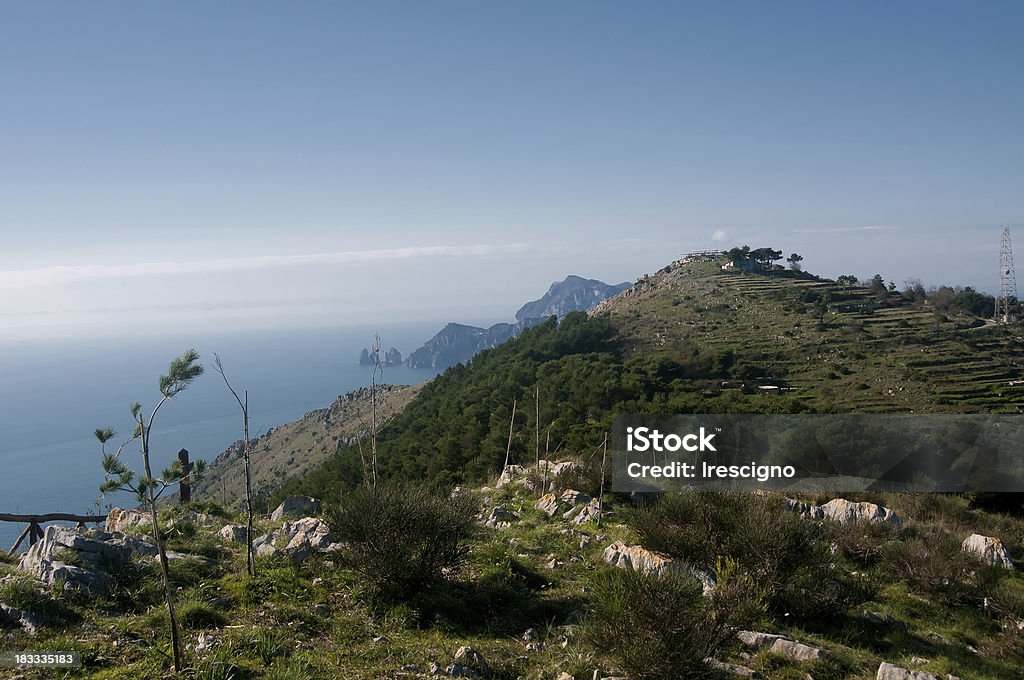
826 517 900 566
325 484 476 602
585 564 760 680
629 493 864 621
882 525 1004 606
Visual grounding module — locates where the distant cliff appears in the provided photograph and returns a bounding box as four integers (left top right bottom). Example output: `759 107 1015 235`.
405 275 631 370
515 275 631 323
405 322 519 369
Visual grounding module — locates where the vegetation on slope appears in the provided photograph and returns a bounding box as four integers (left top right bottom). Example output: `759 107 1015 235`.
278 256 1024 504
196 384 421 510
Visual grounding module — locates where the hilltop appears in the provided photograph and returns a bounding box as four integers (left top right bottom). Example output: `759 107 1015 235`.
596 256 1023 413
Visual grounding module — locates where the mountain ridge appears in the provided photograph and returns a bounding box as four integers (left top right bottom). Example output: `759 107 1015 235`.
405 275 632 369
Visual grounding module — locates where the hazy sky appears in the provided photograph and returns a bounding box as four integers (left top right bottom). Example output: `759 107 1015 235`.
2 2 1022 339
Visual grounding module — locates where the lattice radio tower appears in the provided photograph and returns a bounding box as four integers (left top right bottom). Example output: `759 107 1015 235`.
995 225 1017 323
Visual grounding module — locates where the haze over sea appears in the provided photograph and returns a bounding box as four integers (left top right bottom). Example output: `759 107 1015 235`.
0 322 450 550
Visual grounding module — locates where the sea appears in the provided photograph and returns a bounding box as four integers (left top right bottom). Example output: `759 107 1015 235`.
0 321 450 551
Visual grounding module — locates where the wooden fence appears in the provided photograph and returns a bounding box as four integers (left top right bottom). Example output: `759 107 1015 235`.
0 512 107 555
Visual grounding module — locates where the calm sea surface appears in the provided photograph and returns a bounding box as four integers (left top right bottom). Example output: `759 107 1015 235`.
0 322 446 550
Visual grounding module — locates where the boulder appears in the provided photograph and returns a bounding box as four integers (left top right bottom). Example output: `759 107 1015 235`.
270 496 321 521
161 551 217 565
484 506 519 528
821 498 900 526
105 507 152 533
282 518 333 557
560 489 593 506
253 532 279 557
785 498 825 519
218 524 248 544
536 493 561 516
0 603 42 635
962 534 1014 570
552 461 581 476
737 630 827 663
568 499 605 525
17 525 158 595
876 662 942 680
453 646 489 674
497 465 528 488
601 541 715 595
601 541 674 576
705 659 762 678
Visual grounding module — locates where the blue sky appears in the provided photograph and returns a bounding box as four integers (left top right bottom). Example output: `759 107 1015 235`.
1 2 1022 338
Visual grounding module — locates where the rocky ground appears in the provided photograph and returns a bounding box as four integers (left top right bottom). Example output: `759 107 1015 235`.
1 463 1023 679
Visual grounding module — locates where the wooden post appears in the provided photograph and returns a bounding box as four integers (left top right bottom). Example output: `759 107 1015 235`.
28 520 43 546
598 433 608 528
9 524 31 554
178 449 193 504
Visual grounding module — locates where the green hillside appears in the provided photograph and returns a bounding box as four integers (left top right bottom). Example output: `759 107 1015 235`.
278 255 1024 503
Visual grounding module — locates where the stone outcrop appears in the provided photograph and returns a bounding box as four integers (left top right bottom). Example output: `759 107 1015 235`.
271 496 321 521
705 658 762 678
785 498 825 519
602 541 715 595
218 524 248 544
251 516 341 562
452 646 489 675
105 507 152 533
536 493 561 516
962 533 1014 569
737 630 827 663
497 465 528 488
17 525 158 596
536 489 593 517
820 498 901 526
0 601 43 635
282 517 337 552
876 662 943 680
252 531 280 557
483 506 519 529
567 499 605 525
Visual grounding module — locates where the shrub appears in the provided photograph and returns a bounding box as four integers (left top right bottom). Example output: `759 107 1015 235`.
551 457 604 497
325 484 476 602
881 525 1003 606
826 517 900 566
584 563 760 680
629 493 864 621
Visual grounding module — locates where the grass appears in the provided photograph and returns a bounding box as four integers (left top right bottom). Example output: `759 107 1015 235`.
5 481 1022 679
6 262 1024 678
605 261 1024 414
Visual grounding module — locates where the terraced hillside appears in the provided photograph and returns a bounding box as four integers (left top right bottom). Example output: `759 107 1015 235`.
596 259 1024 413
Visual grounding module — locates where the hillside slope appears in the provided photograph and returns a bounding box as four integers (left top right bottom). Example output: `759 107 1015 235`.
597 258 1024 412
282 255 1024 504
195 384 421 508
